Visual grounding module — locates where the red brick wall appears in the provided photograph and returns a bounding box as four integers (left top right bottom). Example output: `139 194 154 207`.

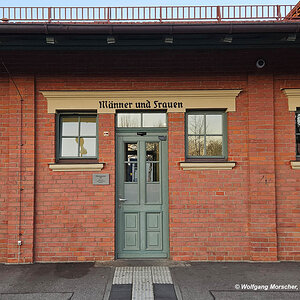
275 75 300 261
168 80 250 261
0 49 299 262
0 77 9 263
34 79 116 261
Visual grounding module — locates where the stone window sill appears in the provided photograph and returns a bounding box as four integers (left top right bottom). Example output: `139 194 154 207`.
49 163 104 172
291 161 300 170
180 162 236 170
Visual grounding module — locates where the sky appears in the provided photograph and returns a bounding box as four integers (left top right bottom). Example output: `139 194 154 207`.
0 1 298 7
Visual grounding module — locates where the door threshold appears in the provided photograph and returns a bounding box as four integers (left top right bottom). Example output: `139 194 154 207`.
95 259 190 267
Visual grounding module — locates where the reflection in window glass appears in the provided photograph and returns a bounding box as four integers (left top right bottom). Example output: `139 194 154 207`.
125 143 138 182
143 113 167 127
62 117 79 136
80 117 96 136
206 115 222 134
206 136 222 156
146 142 159 161
117 112 167 128
146 142 159 182
188 115 204 135
296 113 300 134
186 112 224 158
188 136 204 156
118 113 141 127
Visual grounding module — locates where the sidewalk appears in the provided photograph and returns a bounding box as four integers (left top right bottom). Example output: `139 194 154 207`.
0 261 299 299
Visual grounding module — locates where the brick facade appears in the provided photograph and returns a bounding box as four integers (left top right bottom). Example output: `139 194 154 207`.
0 49 299 263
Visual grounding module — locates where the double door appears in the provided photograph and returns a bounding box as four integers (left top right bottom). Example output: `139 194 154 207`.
116 133 168 258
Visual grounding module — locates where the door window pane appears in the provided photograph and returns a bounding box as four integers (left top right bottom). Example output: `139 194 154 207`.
146 142 159 161
146 143 159 182
125 143 138 182
143 113 167 127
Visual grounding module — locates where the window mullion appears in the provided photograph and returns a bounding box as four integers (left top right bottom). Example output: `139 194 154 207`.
78 116 81 157
204 113 207 156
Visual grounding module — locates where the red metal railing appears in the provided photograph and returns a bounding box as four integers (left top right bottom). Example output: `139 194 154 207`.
0 5 298 23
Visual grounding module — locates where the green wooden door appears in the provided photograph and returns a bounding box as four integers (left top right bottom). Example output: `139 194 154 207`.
116 132 169 258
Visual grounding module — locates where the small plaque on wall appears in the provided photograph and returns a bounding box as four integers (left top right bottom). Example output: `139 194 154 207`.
93 174 109 185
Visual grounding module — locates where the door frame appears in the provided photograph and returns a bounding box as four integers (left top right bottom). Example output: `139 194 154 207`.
115 128 169 259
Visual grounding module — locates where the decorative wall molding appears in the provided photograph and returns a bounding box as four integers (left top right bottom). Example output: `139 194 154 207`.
180 162 236 170
282 89 300 111
49 163 104 172
41 90 242 113
291 161 300 170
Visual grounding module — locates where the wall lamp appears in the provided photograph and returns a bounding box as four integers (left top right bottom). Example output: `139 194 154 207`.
286 33 297 42
45 36 56 45
164 36 174 44
107 36 116 44
222 35 233 43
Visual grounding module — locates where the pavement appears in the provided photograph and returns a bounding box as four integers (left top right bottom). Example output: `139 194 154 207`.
0 260 299 300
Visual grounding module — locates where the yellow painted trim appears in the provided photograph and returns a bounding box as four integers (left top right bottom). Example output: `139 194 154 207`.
41 90 242 113
49 163 104 172
291 161 300 169
282 89 300 111
180 162 236 170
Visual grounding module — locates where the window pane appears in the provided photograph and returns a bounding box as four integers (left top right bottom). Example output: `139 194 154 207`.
125 143 137 161
117 113 141 127
297 135 300 156
143 113 167 127
147 162 159 182
80 117 96 136
125 163 138 182
206 115 222 134
296 113 300 134
125 143 138 182
62 117 79 136
188 114 205 134
188 136 204 156
79 138 96 157
206 136 223 156
146 142 159 161
61 138 78 157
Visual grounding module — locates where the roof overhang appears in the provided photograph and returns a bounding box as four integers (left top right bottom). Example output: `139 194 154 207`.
0 22 300 50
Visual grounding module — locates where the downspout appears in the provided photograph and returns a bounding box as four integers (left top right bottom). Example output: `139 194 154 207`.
2 60 24 263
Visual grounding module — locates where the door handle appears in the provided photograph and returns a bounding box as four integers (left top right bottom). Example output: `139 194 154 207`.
119 198 127 202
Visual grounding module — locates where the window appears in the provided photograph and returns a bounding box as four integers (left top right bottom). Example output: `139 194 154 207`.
186 111 227 159
296 110 300 158
117 112 167 128
56 112 98 161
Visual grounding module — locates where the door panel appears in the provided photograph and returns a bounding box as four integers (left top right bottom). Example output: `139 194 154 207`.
146 212 162 250
116 133 168 258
